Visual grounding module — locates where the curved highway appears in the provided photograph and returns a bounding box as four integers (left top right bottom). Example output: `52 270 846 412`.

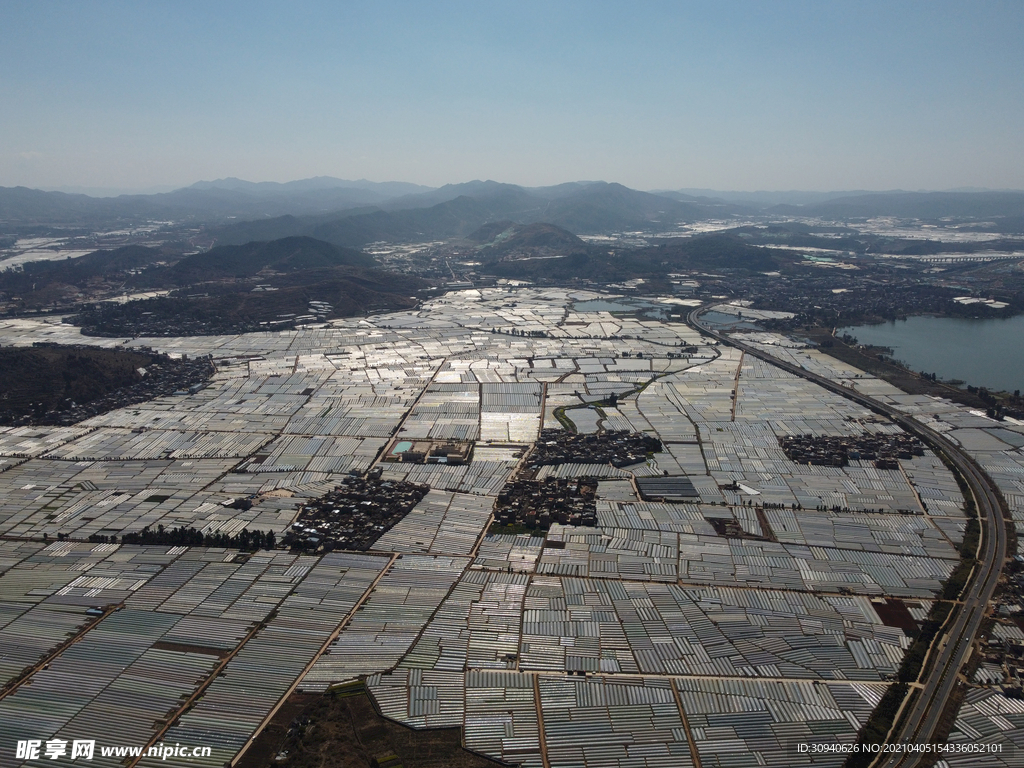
687 306 1007 766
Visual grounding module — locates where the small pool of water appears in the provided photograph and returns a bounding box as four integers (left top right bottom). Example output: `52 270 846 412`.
574 299 669 319
391 441 414 454
699 310 761 331
568 408 601 434
575 299 654 312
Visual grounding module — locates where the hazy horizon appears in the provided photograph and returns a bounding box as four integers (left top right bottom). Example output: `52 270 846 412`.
24 178 1024 200
3 1 1023 192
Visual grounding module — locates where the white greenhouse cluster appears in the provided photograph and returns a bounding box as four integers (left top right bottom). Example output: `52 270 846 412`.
0 286 1021 767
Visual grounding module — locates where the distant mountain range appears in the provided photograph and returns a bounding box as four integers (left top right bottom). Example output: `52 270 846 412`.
776 191 1024 220
2 178 1024 236
0 176 436 226
209 181 738 247
662 188 1024 207
187 176 432 197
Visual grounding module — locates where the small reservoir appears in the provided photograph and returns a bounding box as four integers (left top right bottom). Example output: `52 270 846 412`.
574 298 671 318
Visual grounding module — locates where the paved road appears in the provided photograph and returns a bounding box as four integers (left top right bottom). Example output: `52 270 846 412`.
687 307 1007 766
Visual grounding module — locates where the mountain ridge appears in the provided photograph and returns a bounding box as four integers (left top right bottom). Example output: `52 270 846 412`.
210 182 737 247
5 182 1024 235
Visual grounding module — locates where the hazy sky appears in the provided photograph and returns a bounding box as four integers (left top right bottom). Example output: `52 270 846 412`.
2 1 1022 193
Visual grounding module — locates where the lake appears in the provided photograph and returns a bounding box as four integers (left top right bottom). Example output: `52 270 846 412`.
840 314 1024 394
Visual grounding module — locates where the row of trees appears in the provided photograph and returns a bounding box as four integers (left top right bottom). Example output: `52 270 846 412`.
89 524 276 551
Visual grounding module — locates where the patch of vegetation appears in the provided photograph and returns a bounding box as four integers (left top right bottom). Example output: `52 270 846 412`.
95 524 277 551
0 343 213 426
551 406 577 432
960 516 981 559
844 683 909 768
2 237 429 328
0 237 367 298
485 521 538 536
0 245 171 312
941 559 976 601
237 688 501 768
474 222 585 253
135 236 375 287
73 266 427 336
898 601 952 683
484 232 795 282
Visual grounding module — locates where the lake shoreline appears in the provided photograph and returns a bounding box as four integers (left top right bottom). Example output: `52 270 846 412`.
839 314 1024 395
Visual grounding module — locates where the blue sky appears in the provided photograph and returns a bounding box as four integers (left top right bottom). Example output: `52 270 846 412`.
2 0 1022 192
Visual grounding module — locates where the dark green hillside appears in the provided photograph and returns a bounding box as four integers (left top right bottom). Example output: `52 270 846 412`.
466 220 516 244
644 234 782 271
485 232 786 282
156 236 375 284
0 238 379 312
474 222 585 252
311 188 544 244
0 345 212 426
539 182 706 232
0 245 170 311
2 244 163 292
216 190 544 248
977 215 1024 234
205 214 313 243
74 266 427 337
0 346 149 416
378 179 528 210
2 235 429 336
